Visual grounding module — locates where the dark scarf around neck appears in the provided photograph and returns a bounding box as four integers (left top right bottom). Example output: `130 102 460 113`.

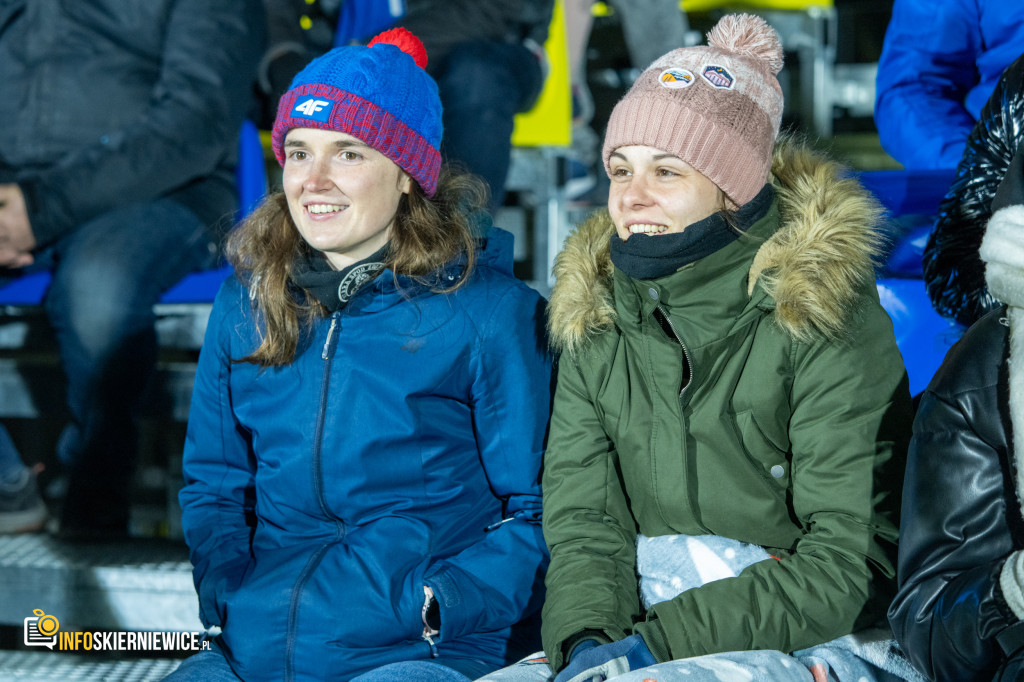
610 183 774 280
291 244 390 312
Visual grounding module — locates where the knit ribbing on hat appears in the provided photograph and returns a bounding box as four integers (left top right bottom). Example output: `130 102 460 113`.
273 83 441 196
602 13 784 206
604 93 772 206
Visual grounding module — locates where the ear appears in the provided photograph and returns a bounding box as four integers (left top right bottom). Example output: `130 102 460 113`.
398 171 413 195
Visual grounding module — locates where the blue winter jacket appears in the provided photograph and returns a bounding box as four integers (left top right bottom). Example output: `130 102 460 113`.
874 0 1024 170
179 229 552 681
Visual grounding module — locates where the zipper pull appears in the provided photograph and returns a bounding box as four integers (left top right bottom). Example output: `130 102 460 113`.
484 518 512 532
321 313 340 360
484 511 526 532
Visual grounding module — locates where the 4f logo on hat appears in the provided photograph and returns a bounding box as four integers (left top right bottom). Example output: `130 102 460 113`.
293 95 334 122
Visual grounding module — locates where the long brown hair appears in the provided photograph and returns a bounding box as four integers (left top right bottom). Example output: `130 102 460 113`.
226 168 486 367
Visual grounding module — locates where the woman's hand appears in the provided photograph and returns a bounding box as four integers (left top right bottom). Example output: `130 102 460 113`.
553 634 655 682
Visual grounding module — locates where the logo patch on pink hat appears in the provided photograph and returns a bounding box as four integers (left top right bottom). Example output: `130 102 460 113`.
659 68 695 89
702 65 735 89
292 94 335 122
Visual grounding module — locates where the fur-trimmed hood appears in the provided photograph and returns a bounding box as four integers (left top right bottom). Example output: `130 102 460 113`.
547 140 886 355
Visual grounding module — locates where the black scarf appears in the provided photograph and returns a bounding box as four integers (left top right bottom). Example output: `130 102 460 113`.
610 184 774 280
291 244 389 312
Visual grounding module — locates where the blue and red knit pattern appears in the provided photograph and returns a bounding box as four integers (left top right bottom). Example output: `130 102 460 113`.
273 83 441 196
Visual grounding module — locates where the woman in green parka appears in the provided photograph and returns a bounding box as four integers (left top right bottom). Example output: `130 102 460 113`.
478 13 917 682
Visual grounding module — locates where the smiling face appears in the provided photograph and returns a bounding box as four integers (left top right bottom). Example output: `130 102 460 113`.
283 128 413 270
607 145 732 241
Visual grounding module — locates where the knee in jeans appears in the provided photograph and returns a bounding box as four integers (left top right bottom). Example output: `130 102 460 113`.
46 269 152 356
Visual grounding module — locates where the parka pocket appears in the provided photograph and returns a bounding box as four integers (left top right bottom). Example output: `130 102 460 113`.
734 409 791 497
320 541 432 648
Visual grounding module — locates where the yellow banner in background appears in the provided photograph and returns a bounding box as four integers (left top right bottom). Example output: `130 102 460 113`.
511 0 572 148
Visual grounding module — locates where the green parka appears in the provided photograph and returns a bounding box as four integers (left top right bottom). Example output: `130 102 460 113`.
540 142 913 669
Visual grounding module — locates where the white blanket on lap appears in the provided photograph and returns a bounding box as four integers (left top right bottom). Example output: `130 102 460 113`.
635 533 927 682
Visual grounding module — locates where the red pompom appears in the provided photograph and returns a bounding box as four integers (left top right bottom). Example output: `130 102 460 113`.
368 27 428 70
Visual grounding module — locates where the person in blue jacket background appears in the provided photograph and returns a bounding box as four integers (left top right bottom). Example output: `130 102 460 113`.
168 27 553 682
874 0 1024 170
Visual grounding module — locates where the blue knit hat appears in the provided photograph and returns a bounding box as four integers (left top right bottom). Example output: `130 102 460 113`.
272 28 442 196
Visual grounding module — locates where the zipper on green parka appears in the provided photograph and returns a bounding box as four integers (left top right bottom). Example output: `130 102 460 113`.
652 305 692 399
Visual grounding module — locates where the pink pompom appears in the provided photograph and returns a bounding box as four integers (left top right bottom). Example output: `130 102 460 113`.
369 27 428 70
707 14 784 75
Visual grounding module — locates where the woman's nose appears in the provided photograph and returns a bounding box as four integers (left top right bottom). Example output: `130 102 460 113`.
303 158 332 191
621 174 651 207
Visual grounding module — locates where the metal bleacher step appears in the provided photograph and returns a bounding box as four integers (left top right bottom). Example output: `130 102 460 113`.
0 533 202 633
0 650 183 681
0 534 206 678
0 306 208 423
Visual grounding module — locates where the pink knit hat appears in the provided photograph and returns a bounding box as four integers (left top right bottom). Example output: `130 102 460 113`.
602 13 784 206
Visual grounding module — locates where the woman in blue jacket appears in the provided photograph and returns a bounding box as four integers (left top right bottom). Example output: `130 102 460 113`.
167 28 552 682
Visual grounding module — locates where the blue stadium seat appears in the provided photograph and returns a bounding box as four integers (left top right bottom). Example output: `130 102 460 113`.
859 168 961 396
876 278 961 396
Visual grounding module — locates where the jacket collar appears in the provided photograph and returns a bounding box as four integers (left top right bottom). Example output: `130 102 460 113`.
342 227 517 313
547 139 886 355
610 201 778 350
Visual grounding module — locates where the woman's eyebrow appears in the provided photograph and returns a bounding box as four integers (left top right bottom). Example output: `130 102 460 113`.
332 139 371 151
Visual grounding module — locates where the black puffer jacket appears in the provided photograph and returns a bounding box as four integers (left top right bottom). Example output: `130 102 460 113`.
0 0 266 247
888 306 1024 681
923 53 1024 327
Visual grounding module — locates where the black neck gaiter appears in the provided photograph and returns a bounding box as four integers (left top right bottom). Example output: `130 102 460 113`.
609 184 774 280
291 244 390 312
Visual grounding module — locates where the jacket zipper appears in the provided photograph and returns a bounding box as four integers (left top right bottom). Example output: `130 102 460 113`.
422 627 439 657
284 546 331 682
285 312 343 679
314 312 343 521
653 305 693 398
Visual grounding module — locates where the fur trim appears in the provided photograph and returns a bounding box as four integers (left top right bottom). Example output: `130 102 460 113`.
749 142 885 343
547 140 885 353
981 205 1024 307
981 204 1024 510
547 211 617 356
1001 549 1024 620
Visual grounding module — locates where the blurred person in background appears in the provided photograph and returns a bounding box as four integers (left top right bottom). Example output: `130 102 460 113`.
254 0 555 217
875 0 1024 170
0 0 266 539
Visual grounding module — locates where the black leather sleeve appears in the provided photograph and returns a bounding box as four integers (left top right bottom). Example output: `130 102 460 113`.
923 55 1024 327
889 309 1023 681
